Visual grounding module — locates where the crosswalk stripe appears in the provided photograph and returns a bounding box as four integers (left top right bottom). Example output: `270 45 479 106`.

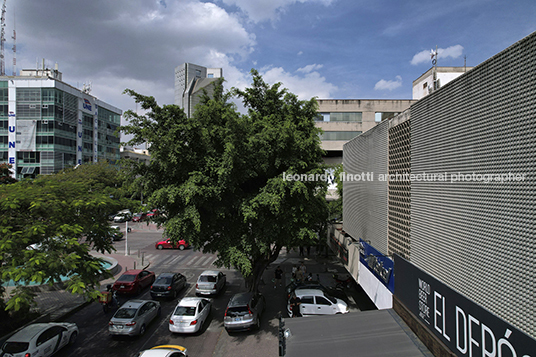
186 256 200 266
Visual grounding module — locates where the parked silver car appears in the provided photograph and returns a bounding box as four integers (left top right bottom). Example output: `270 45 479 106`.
224 292 265 332
0 322 78 357
195 270 226 296
108 299 161 336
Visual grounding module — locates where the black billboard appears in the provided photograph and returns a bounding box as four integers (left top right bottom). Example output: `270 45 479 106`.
394 254 536 356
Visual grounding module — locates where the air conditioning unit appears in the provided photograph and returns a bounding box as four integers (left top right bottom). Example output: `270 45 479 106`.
43 120 48 125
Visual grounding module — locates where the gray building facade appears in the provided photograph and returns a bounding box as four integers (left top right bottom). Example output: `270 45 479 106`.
341 30 536 344
174 63 223 118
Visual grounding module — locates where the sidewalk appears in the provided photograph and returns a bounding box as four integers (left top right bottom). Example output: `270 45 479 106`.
30 251 143 323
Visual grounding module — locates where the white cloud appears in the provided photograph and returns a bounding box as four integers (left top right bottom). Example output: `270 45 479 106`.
259 66 337 99
221 0 334 23
410 45 464 65
296 64 323 73
374 76 402 91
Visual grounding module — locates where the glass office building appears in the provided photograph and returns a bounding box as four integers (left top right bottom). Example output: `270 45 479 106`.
0 69 122 179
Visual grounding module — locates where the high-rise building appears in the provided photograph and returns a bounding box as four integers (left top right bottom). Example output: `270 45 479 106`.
174 63 223 118
0 67 122 179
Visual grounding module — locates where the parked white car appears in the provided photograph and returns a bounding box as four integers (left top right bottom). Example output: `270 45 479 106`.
169 297 212 334
0 322 78 357
287 288 348 317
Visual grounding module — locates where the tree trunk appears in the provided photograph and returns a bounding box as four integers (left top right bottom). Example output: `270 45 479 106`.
248 245 282 293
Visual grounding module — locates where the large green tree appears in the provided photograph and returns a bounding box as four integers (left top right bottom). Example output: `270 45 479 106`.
121 71 329 291
0 162 127 311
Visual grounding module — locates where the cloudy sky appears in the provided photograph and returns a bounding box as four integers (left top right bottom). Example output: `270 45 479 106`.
6 0 536 119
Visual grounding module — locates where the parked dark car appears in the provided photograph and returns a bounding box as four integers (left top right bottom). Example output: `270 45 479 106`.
112 269 155 295
224 292 265 332
150 272 187 299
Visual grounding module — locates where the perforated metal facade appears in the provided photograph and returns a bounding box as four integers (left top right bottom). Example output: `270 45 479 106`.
343 120 389 254
388 113 411 259
410 32 536 338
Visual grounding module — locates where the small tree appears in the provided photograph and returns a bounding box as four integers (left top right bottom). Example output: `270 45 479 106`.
0 162 126 311
0 163 17 184
121 71 329 292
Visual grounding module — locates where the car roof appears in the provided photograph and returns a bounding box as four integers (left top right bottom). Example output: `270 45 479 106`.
228 292 253 306
176 297 205 307
199 270 221 276
6 322 73 342
156 272 176 278
120 299 148 309
293 288 326 297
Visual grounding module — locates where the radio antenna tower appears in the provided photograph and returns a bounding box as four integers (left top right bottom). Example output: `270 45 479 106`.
11 4 15 76
0 0 6 76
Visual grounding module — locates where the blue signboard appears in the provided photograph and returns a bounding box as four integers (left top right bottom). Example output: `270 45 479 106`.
358 239 394 293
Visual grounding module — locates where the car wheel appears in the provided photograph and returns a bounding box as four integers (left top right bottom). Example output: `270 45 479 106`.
69 331 78 345
178 245 185 250
157 244 163 250
139 324 146 336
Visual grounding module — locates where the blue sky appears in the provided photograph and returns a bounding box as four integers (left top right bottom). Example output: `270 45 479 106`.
6 0 536 117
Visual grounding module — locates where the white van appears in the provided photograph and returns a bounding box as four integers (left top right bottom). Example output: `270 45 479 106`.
287 288 348 317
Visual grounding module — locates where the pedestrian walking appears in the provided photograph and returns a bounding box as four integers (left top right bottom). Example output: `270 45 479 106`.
291 265 297 280
295 268 304 283
299 262 307 275
274 266 283 288
290 295 302 317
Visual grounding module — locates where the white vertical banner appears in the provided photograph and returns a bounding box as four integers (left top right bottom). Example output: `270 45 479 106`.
16 120 37 151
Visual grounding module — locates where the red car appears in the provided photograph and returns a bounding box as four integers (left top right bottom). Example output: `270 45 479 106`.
132 212 147 222
146 209 159 219
112 269 155 295
155 239 189 251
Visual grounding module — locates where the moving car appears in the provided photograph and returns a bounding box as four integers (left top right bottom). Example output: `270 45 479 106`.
287 288 348 317
150 272 187 299
155 239 189 250
110 226 124 241
0 322 78 357
132 212 147 222
113 209 132 223
224 292 265 332
138 345 188 357
195 270 226 296
108 299 161 337
169 297 212 334
112 269 156 295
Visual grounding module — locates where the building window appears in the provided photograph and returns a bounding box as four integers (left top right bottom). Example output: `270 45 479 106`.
207 74 214 78
320 131 362 141
195 69 201 78
375 112 399 122
17 151 40 164
316 112 362 123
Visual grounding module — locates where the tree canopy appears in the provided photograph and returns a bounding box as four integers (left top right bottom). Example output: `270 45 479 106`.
0 162 127 311
121 71 329 291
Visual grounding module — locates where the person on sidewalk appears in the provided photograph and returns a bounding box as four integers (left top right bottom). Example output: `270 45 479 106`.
290 295 302 317
274 266 283 288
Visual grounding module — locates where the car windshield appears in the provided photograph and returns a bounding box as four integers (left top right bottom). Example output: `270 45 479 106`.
114 308 137 319
155 277 172 285
199 275 217 283
117 274 136 282
325 295 337 304
174 306 196 316
2 342 30 353
226 306 249 317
